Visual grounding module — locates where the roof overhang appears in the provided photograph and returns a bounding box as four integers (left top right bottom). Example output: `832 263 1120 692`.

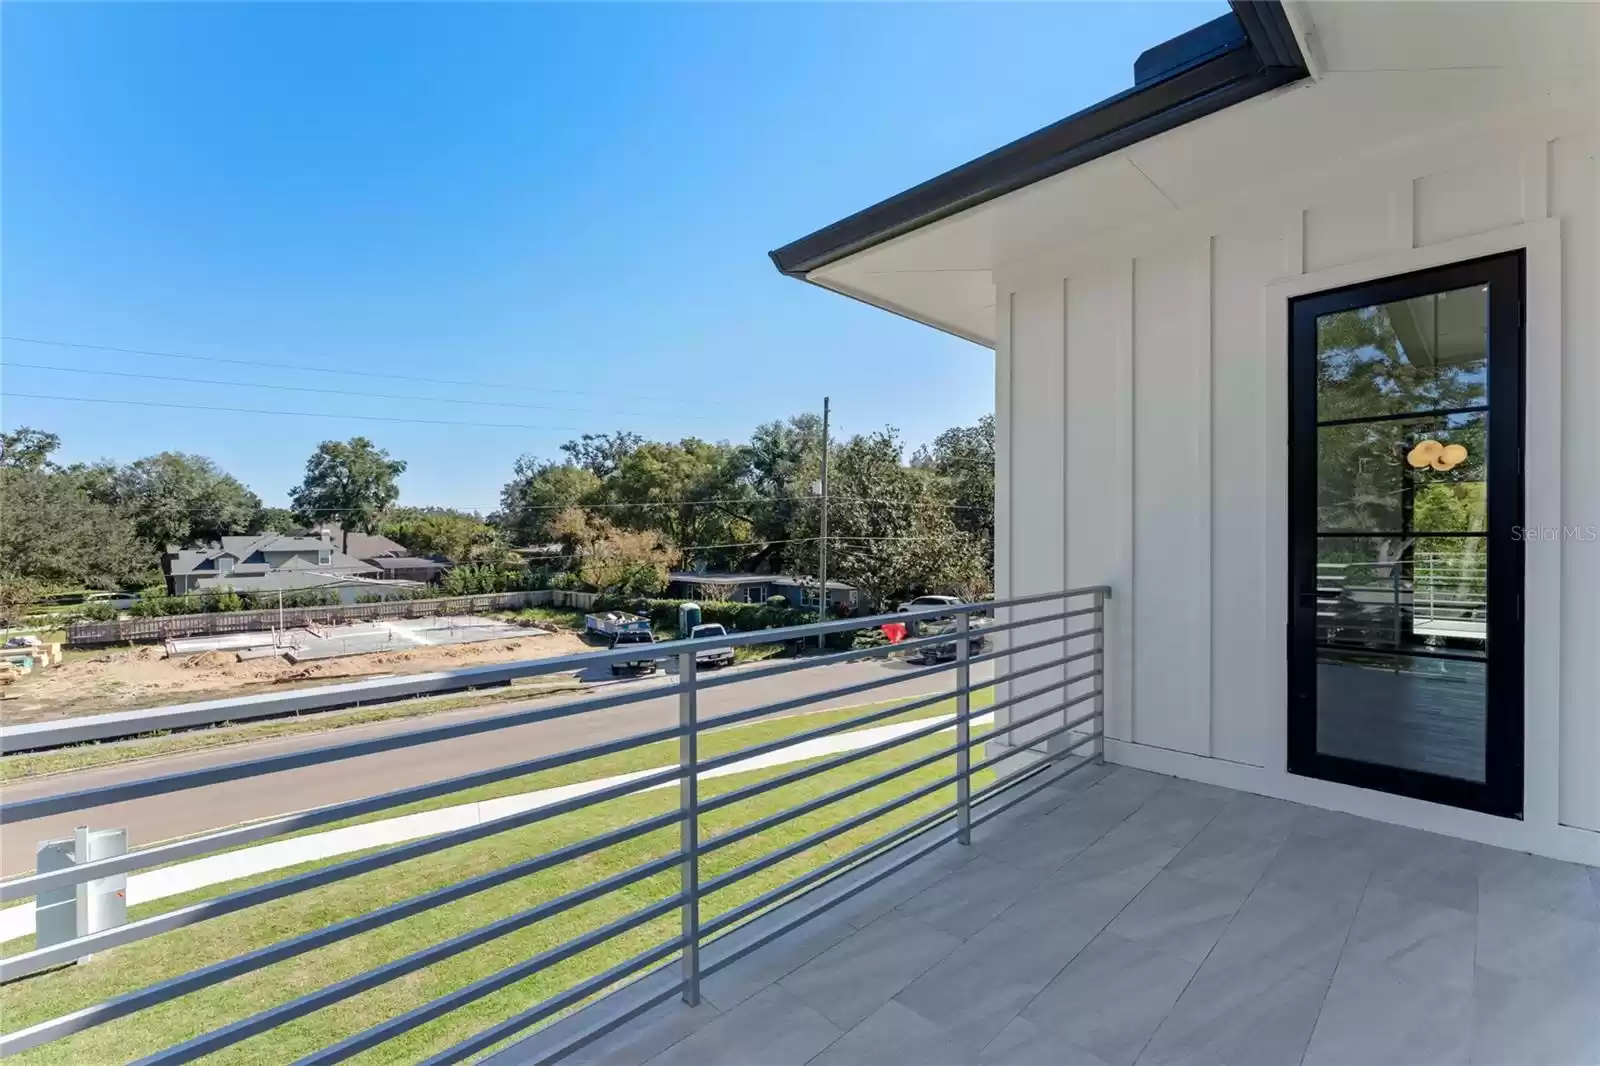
770 1 1599 347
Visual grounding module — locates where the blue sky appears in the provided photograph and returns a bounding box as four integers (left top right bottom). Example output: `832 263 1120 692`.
3 2 1222 512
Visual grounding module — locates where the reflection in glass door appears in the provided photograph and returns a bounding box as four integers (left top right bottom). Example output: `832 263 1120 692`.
1288 253 1524 816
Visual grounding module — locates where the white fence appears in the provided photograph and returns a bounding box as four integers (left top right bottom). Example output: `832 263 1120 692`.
64 591 555 648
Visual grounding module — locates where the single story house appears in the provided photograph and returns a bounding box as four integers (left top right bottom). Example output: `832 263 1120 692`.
771 0 1598 865
665 572 862 611
164 534 379 595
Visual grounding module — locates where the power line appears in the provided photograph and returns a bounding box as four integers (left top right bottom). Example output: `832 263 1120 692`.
2 361 694 420
1 335 674 403
2 392 590 432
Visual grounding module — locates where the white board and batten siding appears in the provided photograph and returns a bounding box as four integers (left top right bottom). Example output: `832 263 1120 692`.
993 115 1599 864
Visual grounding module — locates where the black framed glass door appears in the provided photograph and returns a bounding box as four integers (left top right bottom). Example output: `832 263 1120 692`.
1288 252 1524 817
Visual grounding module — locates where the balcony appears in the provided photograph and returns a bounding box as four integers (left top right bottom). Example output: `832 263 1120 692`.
2 588 1596 1064
515 766 1600 1066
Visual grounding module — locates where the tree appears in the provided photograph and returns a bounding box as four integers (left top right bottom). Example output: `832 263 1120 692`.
547 506 672 596
786 429 987 611
602 439 755 569
0 427 62 471
560 431 643 479
252 507 301 534
914 414 994 573
111 452 263 548
289 437 406 553
380 507 497 562
496 459 601 546
745 415 822 573
0 462 150 589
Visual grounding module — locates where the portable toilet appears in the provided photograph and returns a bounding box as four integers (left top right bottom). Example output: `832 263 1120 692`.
678 602 702 635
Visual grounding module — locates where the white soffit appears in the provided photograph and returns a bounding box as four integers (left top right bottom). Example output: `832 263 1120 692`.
809 1 1598 348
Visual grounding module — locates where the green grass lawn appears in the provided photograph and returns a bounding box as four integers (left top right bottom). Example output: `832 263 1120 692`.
2 693 996 1064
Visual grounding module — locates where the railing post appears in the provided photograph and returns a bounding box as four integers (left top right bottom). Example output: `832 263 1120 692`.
955 611 971 845
1092 590 1106 765
677 650 700 1006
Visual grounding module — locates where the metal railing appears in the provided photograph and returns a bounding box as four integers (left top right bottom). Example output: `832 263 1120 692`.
0 586 1110 1063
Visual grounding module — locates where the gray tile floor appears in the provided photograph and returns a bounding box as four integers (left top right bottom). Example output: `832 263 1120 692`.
527 766 1600 1066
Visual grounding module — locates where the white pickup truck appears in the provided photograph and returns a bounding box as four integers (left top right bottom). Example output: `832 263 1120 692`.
689 623 735 669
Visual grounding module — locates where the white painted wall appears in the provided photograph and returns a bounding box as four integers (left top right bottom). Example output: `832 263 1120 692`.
992 103 1599 863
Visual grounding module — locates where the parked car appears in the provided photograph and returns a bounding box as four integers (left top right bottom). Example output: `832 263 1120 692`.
689 623 736 668
609 628 659 675
905 617 989 664
897 594 965 614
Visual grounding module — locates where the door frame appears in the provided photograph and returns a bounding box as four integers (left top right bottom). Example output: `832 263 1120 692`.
1286 251 1525 817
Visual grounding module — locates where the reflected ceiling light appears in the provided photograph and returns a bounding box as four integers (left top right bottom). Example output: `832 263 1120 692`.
1406 439 1468 471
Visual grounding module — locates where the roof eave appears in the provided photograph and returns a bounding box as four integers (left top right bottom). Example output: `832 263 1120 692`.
769 1 1308 279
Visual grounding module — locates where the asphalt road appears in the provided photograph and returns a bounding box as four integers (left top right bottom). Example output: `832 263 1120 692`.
1 657 993 876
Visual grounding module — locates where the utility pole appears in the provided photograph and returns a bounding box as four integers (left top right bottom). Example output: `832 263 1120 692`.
817 397 830 645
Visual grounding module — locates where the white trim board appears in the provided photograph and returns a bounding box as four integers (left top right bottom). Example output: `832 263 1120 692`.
1105 738 1599 868
1264 219 1565 841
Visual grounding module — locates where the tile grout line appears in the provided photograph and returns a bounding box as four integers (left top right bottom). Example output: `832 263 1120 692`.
1121 788 1235 1066
1290 859 1381 1066
987 774 1210 1060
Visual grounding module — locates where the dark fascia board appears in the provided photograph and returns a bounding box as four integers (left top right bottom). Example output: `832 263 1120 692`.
769 1 1308 278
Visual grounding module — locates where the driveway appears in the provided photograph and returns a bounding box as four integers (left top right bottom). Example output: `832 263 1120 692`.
1 657 993 876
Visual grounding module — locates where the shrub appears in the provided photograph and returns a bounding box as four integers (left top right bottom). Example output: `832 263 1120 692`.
200 588 244 613
79 602 120 622
766 595 788 608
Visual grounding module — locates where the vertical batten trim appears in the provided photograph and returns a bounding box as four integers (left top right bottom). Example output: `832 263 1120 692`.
1523 222 1562 831
1390 181 1417 251
995 292 1015 731
1521 141 1551 222
1120 258 1138 746
1061 277 1071 592
1199 236 1216 757
1284 209 1306 277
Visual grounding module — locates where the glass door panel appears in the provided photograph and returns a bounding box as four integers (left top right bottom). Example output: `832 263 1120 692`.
1288 253 1523 816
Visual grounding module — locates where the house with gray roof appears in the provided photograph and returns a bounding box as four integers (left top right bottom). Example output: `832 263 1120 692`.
163 532 380 596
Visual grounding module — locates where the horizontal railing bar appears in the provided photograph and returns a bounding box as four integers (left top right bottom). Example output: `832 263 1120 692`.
970 746 1104 829
135 850 687 1065
966 630 1075 668
683 599 1092 700
987 652 1094 696
699 800 958 939
699 710 960 814
1 677 685 825
700 771 960 898
3 589 1108 756
1 775 686 983
970 731 1102 808
974 692 1099 752
971 714 1101 774
0 803 687 1055
967 696 1068 750
695 657 962 735
700 741 961 857
415 946 687 1066
1 724 688 901
298 897 688 1065
690 631 967 694
698 821 962 982
696 686 957 777
511 974 690 1066
981 664 1086 719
